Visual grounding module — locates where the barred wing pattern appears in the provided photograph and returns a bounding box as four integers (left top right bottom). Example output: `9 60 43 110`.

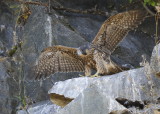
34 46 85 79
32 10 147 80
92 10 147 53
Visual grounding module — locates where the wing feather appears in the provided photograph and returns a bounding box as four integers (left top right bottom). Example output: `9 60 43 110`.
34 46 85 80
92 10 147 53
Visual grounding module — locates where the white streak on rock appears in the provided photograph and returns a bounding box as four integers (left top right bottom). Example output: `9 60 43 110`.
45 15 52 46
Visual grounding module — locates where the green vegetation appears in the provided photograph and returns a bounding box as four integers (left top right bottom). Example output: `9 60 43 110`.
129 0 158 6
143 0 157 6
15 95 27 109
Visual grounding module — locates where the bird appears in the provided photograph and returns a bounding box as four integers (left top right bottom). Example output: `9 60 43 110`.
32 9 147 80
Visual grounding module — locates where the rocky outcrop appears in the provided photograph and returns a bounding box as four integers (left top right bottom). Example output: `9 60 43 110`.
56 86 130 114
17 43 160 114
150 44 160 77
48 68 160 114
0 0 158 113
16 100 61 114
22 0 155 104
0 62 12 114
17 66 160 114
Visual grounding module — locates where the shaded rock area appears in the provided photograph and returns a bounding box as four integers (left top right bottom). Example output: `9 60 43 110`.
0 0 159 114
0 62 12 114
49 93 73 107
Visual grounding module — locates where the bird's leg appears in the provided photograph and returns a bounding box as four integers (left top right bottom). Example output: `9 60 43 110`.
90 72 101 78
79 65 91 77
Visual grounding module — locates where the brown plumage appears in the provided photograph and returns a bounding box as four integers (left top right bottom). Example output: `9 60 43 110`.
34 45 96 79
33 10 147 79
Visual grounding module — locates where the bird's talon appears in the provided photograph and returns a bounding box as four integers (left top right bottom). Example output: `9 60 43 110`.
79 74 90 77
90 74 101 78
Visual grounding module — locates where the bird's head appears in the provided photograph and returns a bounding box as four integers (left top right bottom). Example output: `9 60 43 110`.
77 43 91 55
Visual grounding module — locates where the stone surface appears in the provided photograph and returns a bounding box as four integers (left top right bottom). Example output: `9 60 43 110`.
150 43 160 77
17 100 61 114
23 0 155 104
0 1 16 51
22 0 154 104
17 66 160 114
112 31 155 67
0 0 158 114
57 85 129 114
0 62 12 114
16 110 28 114
23 5 87 102
48 67 160 113
49 68 160 102
48 77 94 99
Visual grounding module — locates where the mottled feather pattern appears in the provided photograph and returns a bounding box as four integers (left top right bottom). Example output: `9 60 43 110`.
106 10 146 29
34 46 85 79
32 10 147 80
92 10 147 54
90 9 147 75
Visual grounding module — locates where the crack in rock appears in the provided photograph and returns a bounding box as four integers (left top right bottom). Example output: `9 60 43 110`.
116 97 144 109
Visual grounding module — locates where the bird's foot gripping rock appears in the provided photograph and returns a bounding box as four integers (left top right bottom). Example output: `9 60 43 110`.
79 74 90 77
89 73 101 78
79 74 85 77
79 73 101 77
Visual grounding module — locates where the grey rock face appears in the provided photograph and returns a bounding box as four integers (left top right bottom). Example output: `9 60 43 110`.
49 68 157 102
17 66 160 114
112 31 155 67
23 5 87 102
0 2 19 114
150 43 160 77
48 77 95 98
48 67 160 113
27 101 61 114
0 0 158 114
57 85 129 114
16 110 28 114
17 100 61 114
0 62 12 114
2 0 155 105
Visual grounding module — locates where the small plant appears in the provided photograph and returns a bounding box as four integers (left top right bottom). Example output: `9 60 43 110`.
143 0 158 6
15 95 27 109
129 0 158 6
7 41 23 57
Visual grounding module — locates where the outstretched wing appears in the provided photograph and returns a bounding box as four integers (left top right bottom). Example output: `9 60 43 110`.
92 10 147 54
33 45 85 80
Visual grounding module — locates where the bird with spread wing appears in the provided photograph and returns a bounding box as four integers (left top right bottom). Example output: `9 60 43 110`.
32 10 147 80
